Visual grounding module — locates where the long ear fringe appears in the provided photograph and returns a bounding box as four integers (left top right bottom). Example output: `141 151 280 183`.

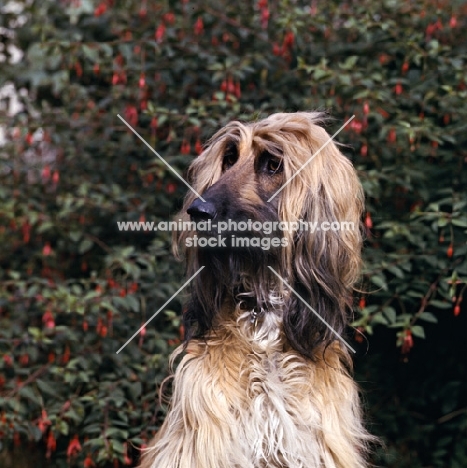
282 273 348 360
275 112 364 357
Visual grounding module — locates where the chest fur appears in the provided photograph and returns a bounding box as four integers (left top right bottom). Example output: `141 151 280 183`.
150 326 368 468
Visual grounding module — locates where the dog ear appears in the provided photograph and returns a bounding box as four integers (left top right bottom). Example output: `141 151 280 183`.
283 216 354 358
280 119 364 357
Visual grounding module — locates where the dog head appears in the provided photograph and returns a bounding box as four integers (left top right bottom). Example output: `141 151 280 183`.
174 112 364 357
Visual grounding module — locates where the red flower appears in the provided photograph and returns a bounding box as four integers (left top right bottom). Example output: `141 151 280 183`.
180 140 191 155
235 81 241 98
3 355 13 367
124 105 138 127
84 455 95 467
74 61 83 77
119 70 127 84
42 310 55 329
387 128 397 143
67 435 82 458
272 42 282 56
454 305 461 316
261 8 270 28
123 442 132 465
363 101 370 115
349 119 363 134
447 244 453 258
62 345 70 364
401 330 413 354
164 12 175 25
194 17 204 35
94 3 107 17
166 182 177 194
195 138 203 155
354 327 364 343
227 77 235 94
155 23 166 42
46 431 56 458
283 31 295 48
38 409 52 434
43 242 52 256
19 353 29 366
42 165 51 182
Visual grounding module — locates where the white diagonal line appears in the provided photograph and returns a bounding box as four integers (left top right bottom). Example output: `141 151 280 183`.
267 266 356 353
267 115 355 202
116 266 205 354
117 114 206 202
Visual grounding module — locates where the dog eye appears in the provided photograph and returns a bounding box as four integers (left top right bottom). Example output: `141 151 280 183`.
222 143 238 171
266 157 283 174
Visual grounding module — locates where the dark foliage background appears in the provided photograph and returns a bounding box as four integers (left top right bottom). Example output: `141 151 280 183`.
0 0 466 467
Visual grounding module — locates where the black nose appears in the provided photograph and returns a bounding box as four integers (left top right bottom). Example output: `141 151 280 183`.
187 198 217 221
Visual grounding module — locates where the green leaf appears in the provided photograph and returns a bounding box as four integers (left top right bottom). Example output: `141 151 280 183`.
383 307 397 324
370 275 388 291
429 300 451 309
372 312 389 325
419 312 438 323
36 380 58 398
411 325 426 339
19 386 40 405
79 238 94 254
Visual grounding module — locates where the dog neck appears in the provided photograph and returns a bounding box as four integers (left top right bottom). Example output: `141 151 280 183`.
218 298 285 354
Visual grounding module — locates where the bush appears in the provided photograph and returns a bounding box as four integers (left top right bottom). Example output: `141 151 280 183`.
0 1 465 466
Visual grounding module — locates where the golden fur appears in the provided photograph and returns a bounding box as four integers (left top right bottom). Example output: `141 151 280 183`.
139 112 373 468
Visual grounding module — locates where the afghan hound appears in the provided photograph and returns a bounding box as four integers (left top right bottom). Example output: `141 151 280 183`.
139 112 373 468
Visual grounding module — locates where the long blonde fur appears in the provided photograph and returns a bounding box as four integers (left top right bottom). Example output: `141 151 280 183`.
139 112 373 468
